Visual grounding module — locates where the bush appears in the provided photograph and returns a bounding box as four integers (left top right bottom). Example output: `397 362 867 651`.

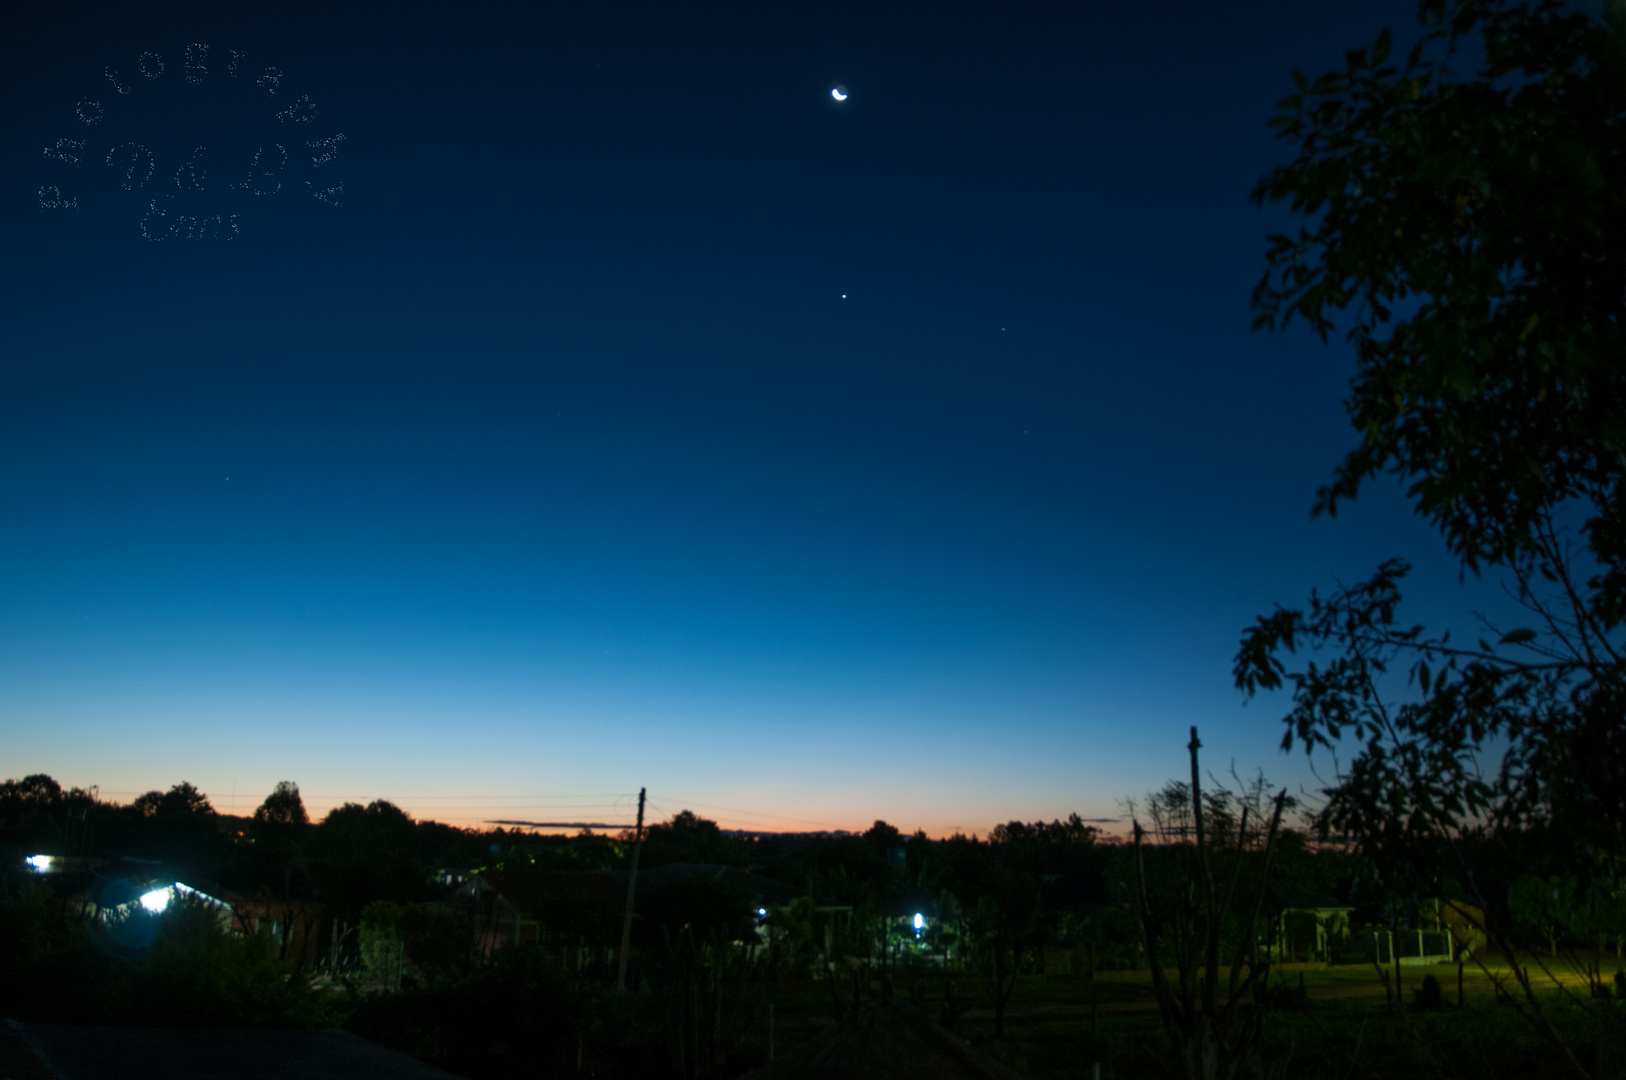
359 900 474 989
0 888 329 1026
1262 973 1311 1013
1411 973 1445 1013
344 944 645 1078
122 898 333 1026
0 883 118 1021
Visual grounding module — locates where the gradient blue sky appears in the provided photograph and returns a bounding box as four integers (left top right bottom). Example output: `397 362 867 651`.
2 0 1482 835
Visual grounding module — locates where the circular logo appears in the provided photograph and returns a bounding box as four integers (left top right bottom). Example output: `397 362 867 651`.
36 43 349 240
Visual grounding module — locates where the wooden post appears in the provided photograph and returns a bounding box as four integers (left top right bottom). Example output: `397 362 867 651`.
615 787 646 992
1392 927 1402 1003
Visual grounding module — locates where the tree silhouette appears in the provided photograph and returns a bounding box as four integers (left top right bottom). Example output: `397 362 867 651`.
253 781 308 829
1242 3 1626 1075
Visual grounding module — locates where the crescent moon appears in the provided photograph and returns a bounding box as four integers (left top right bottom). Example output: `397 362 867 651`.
830 86 848 102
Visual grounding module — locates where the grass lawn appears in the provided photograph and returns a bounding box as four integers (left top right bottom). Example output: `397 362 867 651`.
748 954 1626 1079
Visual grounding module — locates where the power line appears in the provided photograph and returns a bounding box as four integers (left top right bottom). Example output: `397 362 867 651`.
485 820 637 830
646 796 849 831
300 793 634 801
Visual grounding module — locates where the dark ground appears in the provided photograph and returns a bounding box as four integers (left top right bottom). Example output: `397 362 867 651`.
3 1022 462 1080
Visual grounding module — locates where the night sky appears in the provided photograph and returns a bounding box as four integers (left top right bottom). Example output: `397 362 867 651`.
1 0 1466 835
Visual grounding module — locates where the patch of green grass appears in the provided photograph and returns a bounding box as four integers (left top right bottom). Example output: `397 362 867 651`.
758 963 1626 1079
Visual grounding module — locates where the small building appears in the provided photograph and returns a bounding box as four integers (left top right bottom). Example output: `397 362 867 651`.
1270 905 1355 963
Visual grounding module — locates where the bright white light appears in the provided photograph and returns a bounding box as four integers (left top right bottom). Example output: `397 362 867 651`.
139 887 171 913
830 85 848 102
757 908 768 917
25 855 51 870
913 913 925 931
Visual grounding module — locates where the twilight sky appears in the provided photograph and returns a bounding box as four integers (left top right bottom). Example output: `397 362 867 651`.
1 0 1472 835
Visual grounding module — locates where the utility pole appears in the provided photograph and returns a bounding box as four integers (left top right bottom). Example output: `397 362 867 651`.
615 787 646 992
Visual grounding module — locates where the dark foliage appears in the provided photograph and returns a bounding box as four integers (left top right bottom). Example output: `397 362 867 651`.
309 800 439 921
0 885 328 1027
343 945 641 1079
1242 2 1626 1076
641 810 751 869
636 873 759 954
1252 0 1626 620
1413 972 1446 1012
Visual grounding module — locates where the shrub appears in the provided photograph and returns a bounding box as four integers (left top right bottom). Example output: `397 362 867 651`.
121 897 333 1026
1411 973 1445 1013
